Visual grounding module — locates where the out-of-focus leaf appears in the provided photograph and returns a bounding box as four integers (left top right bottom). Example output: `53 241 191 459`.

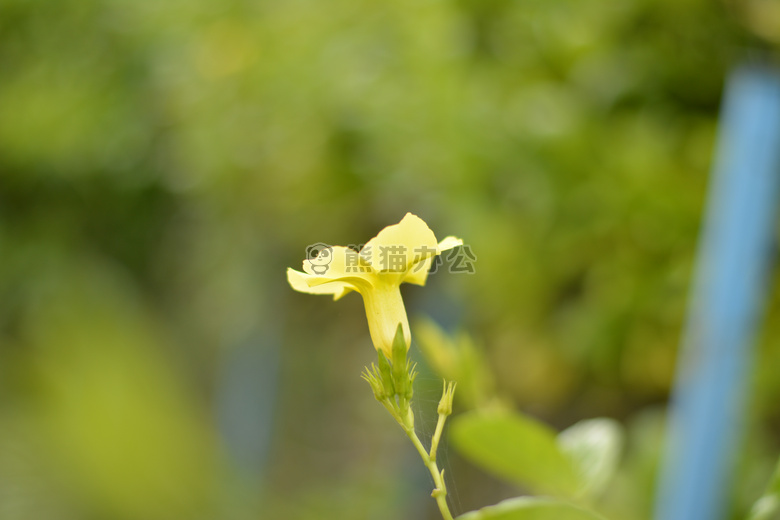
558 418 624 500
456 496 607 520
748 496 780 520
414 317 497 409
21 260 218 520
747 457 780 520
450 410 581 497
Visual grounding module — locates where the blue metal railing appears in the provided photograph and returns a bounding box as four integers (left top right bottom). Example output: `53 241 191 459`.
655 65 780 520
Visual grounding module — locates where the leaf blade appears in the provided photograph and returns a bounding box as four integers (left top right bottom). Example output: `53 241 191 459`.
456 496 608 520
557 418 624 500
450 410 581 497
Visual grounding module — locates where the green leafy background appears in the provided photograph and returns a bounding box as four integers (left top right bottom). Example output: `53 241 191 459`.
2 0 780 519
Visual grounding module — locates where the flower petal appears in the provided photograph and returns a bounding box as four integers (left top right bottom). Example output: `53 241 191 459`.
403 256 434 286
362 213 439 273
287 268 356 301
438 236 463 251
404 236 463 286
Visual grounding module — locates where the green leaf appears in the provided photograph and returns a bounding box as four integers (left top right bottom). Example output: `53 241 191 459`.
413 317 496 410
450 410 581 497
747 457 780 520
456 496 607 520
557 419 624 500
748 497 780 520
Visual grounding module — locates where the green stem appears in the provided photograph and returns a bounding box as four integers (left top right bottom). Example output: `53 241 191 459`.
429 413 447 462
404 425 454 520
366 362 455 520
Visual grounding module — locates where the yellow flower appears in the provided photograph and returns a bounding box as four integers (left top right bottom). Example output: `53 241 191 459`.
287 213 463 358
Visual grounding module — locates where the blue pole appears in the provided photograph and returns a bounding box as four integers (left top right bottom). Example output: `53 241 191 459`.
654 65 780 520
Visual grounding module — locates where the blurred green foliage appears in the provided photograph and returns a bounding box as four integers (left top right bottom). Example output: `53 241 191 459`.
2 0 780 519
457 496 606 520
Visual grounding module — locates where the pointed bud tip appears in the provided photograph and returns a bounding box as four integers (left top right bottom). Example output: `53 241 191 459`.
437 380 456 416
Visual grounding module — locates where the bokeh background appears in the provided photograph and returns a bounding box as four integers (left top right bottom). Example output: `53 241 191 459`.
2 0 780 519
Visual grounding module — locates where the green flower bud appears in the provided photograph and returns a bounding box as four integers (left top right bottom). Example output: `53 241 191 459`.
437 381 456 417
361 364 387 401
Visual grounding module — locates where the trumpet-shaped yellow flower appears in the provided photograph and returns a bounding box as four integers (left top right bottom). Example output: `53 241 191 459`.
287 213 463 358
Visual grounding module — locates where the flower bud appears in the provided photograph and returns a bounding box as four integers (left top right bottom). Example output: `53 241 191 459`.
437 381 457 416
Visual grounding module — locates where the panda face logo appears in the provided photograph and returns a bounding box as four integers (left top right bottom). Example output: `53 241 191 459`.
306 243 334 275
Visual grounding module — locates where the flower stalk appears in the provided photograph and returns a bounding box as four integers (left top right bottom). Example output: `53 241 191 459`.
362 325 456 520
